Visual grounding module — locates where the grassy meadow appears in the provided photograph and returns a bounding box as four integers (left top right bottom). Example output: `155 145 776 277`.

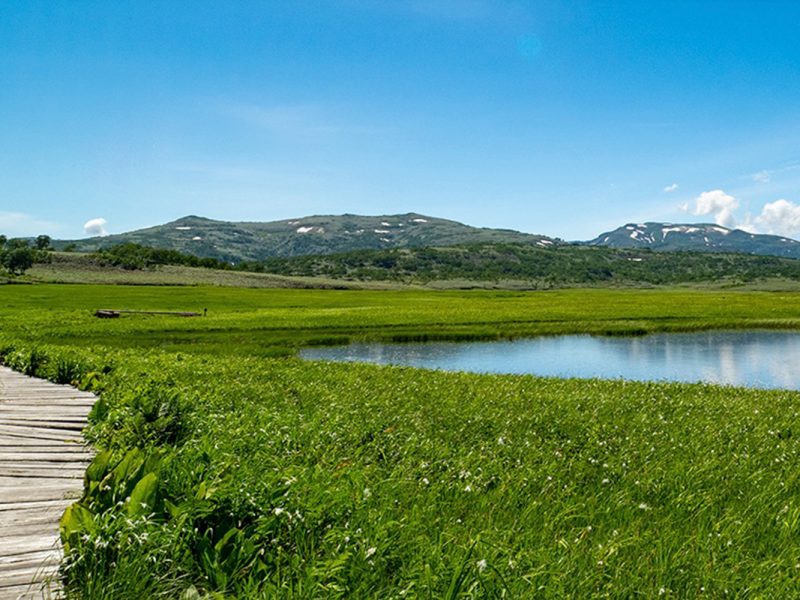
2 284 800 597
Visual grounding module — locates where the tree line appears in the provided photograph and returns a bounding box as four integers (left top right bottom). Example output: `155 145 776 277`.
7 237 800 286
0 234 52 276
92 241 800 286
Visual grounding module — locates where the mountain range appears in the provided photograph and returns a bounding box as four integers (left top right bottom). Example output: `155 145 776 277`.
588 222 800 258
51 214 800 262
54 214 560 262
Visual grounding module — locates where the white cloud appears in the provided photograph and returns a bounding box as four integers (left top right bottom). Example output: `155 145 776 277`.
663 183 679 193
753 199 800 237
83 218 108 237
689 190 739 228
752 170 771 184
0 211 61 237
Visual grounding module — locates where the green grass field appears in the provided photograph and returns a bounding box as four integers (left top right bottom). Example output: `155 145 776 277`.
2 284 800 597
6 284 800 354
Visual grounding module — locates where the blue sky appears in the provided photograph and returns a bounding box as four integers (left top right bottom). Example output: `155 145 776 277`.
2 1 800 240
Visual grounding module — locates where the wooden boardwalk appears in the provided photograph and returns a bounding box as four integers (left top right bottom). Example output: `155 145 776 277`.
0 366 95 599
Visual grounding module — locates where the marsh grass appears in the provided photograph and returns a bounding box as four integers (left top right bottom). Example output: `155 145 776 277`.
3 285 800 596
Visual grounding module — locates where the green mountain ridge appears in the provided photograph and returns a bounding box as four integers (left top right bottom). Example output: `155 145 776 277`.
50 215 800 263
54 213 559 262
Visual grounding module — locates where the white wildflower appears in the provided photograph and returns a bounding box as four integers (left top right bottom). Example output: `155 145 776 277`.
477 559 487 572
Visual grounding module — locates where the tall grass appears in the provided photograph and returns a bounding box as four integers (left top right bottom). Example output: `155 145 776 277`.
3 285 800 596
3 340 800 597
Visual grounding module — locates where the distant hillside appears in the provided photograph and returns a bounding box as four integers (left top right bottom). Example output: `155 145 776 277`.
54 214 558 262
256 243 800 287
588 222 800 258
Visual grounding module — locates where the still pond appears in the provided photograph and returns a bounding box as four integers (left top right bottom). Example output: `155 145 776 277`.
301 330 800 390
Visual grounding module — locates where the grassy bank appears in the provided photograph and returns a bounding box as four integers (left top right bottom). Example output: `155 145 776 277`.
2 285 800 597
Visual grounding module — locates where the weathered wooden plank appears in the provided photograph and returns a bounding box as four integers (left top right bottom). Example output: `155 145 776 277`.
0 467 87 478
0 384 95 390
0 457 90 466
0 400 87 410
0 406 93 414
0 418 88 427
0 568 58 589
0 482 83 494
0 428 84 443
0 500 72 515
0 448 91 460
0 441 89 451
0 469 89 482
0 423 85 436
0 549 59 571
0 488 81 505
0 518 63 539
0 584 59 600
0 505 66 523
0 518 64 540
0 452 91 462
0 470 87 482
0 534 59 556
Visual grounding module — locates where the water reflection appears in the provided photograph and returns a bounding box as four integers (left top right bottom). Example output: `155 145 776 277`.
301 331 800 390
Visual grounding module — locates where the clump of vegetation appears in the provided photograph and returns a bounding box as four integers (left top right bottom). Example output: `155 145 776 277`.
96 242 229 271
0 233 52 276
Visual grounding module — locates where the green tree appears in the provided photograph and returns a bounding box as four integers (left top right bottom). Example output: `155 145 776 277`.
4 247 34 275
7 238 30 249
35 234 52 250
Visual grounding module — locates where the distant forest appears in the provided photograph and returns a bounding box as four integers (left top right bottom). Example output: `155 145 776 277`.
86 241 800 287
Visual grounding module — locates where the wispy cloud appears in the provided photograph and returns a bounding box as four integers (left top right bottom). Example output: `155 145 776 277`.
663 183 679 193
748 162 800 185
0 211 61 237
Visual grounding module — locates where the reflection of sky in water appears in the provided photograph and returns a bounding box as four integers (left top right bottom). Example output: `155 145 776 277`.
301 331 800 390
